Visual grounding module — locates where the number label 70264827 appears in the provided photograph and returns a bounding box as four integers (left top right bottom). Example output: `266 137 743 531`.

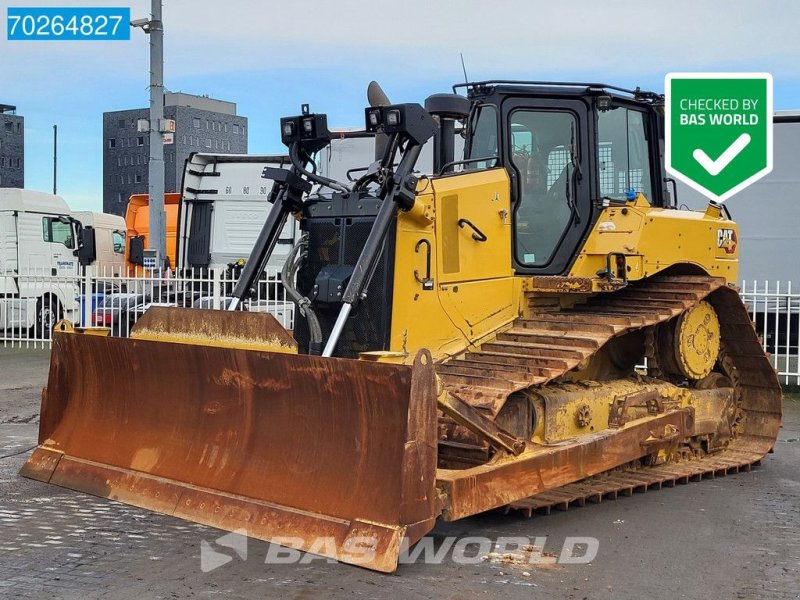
7 7 131 41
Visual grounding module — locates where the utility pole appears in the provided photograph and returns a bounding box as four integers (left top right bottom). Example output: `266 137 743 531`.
52 124 57 195
131 0 166 269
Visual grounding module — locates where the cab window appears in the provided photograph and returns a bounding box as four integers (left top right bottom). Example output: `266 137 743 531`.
510 109 577 267
42 217 75 249
113 230 126 254
464 104 499 170
597 107 653 201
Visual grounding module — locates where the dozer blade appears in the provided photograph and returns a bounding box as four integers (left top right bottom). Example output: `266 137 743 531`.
20 308 439 573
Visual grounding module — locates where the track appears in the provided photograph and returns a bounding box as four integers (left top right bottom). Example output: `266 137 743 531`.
435 275 783 515
505 454 762 517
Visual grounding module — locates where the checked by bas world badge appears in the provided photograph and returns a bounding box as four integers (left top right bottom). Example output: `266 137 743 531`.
665 73 773 202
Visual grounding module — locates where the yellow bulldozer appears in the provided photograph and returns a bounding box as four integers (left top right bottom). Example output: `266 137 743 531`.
22 81 782 572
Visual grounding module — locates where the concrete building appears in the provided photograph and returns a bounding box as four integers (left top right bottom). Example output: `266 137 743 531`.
0 104 24 189
102 92 247 215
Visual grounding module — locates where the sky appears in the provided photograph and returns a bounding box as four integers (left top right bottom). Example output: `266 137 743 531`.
3 0 800 211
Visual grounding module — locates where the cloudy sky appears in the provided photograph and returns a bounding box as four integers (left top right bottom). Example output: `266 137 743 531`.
3 0 800 210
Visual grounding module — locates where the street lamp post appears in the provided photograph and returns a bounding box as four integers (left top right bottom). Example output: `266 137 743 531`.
131 0 166 270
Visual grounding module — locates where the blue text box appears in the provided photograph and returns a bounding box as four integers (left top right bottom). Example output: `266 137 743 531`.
7 7 131 41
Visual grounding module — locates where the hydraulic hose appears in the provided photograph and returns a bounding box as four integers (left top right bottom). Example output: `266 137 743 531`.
281 233 323 355
289 142 350 194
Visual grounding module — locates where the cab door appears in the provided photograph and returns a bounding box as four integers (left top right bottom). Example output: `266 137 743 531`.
42 216 79 276
502 97 593 275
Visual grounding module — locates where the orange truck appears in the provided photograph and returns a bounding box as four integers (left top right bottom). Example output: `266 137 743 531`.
123 193 180 273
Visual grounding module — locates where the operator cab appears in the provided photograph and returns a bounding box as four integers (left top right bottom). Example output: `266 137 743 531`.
455 81 666 275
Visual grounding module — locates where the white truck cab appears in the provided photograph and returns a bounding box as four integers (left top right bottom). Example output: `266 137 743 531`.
177 153 300 274
0 189 81 334
71 211 127 277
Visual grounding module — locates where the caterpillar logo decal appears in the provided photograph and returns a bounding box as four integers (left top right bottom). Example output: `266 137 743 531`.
717 228 737 254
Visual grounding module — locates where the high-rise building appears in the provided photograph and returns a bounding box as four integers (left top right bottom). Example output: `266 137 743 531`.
0 104 24 189
102 92 247 215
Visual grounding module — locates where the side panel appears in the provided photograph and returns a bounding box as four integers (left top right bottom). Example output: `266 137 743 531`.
389 169 520 361
92 227 115 275
71 212 127 276
209 199 296 270
569 200 739 284
0 213 20 308
97 227 126 275
435 170 513 285
178 154 295 273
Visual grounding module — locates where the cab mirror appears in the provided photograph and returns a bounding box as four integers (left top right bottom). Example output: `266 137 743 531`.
76 226 96 266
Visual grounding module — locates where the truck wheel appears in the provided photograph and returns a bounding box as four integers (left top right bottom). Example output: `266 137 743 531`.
33 295 61 340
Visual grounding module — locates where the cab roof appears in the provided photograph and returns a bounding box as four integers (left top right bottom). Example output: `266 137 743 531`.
454 80 664 105
0 189 70 214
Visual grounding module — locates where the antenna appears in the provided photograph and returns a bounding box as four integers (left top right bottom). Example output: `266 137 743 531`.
460 53 469 84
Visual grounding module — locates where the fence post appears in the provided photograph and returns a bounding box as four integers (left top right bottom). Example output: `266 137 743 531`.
786 281 792 386
82 267 92 328
212 268 221 310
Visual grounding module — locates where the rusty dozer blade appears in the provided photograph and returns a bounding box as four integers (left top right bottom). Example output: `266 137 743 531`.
20 307 439 573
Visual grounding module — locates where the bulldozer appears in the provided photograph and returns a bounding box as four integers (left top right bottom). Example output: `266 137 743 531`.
21 80 782 573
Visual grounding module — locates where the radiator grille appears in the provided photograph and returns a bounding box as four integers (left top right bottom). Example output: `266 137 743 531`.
295 205 395 358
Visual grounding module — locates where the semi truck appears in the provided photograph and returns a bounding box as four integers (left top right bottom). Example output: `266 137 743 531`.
0 189 125 336
124 193 180 273
124 153 299 277
176 152 298 275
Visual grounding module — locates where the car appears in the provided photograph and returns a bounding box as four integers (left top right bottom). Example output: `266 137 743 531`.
76 281 122 327
92 292 148 336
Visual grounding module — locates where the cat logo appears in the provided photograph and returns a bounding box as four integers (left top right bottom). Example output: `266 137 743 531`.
717 228 737 254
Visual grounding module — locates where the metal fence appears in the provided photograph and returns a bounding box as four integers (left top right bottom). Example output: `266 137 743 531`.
3 273 799 385
740 280 800 386
1 267 294 348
